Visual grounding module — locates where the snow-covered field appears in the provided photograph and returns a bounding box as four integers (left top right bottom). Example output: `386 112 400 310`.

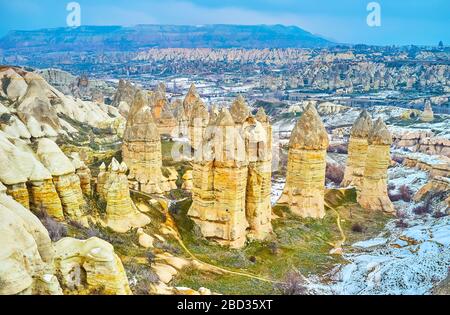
308 166 450 295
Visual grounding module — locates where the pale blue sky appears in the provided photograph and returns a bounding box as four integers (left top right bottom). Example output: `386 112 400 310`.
0 0 448 45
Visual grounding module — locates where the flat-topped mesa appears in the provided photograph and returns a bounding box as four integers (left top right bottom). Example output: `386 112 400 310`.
230 95 251 126
243 116 273 240
420 99 434 122
122 91 167 194
100 159 151 233
183 83 200 119
188 99 210 151
188 108 249 248
358 118 395 213
0 183 62 295
341 110 373 189
36 138 87 225
279 104 329 218
70 152 92 196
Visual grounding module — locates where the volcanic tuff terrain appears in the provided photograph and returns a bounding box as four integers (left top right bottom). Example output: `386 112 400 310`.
0 64 449 295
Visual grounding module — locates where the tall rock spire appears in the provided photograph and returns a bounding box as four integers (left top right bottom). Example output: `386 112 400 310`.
358 118 395 213
279 104 329 218
341 110 373 189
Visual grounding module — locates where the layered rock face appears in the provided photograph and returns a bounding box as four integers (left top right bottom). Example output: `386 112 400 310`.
122 91 167 194
279 104 329 218
414 176 450 208
54 237 132 295
341 110 373 190
0 183 62 295
420 100 434 122
0 133 64 219
99 158 151 233
243 116 273 240
36 138 87 224
188 105 273 248
357 118 395 213
188 109 249 248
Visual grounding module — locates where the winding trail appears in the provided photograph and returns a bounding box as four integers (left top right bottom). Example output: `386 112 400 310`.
131 189 283 284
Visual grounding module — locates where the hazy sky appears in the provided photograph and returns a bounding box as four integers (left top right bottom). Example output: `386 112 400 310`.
0 0 448 45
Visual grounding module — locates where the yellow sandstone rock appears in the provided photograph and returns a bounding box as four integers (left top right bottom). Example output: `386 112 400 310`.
181 170 193 190
358 118 395 213
188 109 249 248
243 116 273 240
279 104 329 218
101 159 151 233
188 106 274 247
122 91 167 194
341 110 373 190
54 237 132 295
188 98 209 151
36 138 87 225
0 183 62 295
70 152 92 196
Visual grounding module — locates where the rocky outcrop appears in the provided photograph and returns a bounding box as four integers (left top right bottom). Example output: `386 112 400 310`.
391 128 449 158
0 67 125 138
279 104 329 218
97 159 151 233
358 118 395 213
414 176 450 207
0 183 62 295
403 154 450 179
341 110 373 190
54 237 132 295
420 99 434 122
0 133 64 219
36 138 87 224
70 153 92 196
122 91 167 194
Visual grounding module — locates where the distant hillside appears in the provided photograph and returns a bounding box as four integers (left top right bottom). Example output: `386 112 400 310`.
0 24 334 52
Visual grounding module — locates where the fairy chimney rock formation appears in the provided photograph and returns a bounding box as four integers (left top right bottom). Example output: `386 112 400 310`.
36 138 87 225
279 104 329 218
70 152 91 196
357 118 395 213
122 91 167 194
188 108 249 248
101 159 150 233
183 83 199 119
188 106 273 247
243 116 273 240
0 183 62 295
230 95 251 126
341 110 373 190
420 99 434 122
188 99 209 151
